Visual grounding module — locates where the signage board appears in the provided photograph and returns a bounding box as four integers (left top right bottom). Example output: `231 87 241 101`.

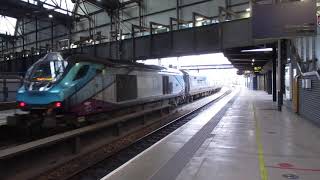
252 0 317 39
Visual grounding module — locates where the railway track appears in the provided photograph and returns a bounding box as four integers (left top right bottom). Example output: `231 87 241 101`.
69 89 231 180
0 88 229 180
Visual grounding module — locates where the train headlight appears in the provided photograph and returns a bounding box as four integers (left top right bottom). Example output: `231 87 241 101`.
54 102 62 108
19 102 26 107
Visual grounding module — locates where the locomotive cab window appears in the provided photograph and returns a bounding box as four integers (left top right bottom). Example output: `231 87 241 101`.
73 65 89 81
27 60 68 82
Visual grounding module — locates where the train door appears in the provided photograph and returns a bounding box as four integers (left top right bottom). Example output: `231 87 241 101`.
163 76 172 94
93 69 103 110
116 75 137 102
182 72 190 95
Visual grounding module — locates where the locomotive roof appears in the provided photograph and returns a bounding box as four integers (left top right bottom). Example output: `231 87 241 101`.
66 54 182 74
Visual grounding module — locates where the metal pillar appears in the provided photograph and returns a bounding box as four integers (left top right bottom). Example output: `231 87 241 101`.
132 26 136 60
1 41 3 61
138 2 142 28
22 19 26 72
267 70 272 94
272 47 277 102
35 17 38 51
22 18 25 51
176 0 180 30
253 75 257 90
68 22 72 53
277 40 284 111
149 22 153 56
51 21 54 51
109 13 113 58
170 18 174 50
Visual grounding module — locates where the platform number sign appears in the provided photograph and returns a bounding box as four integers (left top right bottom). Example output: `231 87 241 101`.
254 66 262 73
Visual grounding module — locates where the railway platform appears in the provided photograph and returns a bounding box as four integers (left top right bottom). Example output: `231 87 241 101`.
0 109 27 126
101 88 320 180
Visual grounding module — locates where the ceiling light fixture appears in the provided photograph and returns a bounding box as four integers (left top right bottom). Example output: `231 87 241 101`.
48 14 53 18
196 17 204 21
241 48 273 53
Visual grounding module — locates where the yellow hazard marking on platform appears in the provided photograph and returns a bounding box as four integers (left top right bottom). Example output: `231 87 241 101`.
253 104 268 180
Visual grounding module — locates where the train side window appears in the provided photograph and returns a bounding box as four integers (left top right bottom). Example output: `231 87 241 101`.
73 65 89 81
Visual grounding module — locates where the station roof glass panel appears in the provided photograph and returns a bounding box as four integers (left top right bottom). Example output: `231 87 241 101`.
20 0 75 15
0 16 17 36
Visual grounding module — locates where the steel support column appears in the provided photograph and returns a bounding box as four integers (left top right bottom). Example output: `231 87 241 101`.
109 14 113 58
272 47 277 102
138 2 142 28
149 22 153 56
68 22 72 53
35 17 38 51
170 18 174 50
1 41 3 61
267 70 272 94
176 0 180 30
22 18 25 51
132 26 136 60
51 21 54 51
277 40 285 111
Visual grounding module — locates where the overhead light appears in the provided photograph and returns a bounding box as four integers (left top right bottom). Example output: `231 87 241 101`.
241 48 273 53
246 8 251 12
158 25 163 28
196 17 204 21
48 14 53 18
252 59 255 62
251 62 254 66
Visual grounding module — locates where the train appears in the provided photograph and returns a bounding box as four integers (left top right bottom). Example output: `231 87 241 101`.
8 52 220 127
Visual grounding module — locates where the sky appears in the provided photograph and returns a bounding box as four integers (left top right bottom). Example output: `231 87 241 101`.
138 53 231 67
0 16 17 36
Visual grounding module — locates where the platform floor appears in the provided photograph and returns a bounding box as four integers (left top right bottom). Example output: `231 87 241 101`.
0 109 26 126
102 88 320 180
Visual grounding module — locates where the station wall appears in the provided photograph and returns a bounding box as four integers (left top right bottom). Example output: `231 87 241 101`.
292 30 320 125
299 75 320 125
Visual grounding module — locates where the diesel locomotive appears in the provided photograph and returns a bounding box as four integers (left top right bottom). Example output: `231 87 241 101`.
9 52 220 127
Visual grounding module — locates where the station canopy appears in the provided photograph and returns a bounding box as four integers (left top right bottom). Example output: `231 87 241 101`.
0 0 76 36
19 0 75 16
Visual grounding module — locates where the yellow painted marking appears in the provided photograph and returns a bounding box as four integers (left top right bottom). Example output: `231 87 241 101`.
253 104 268 180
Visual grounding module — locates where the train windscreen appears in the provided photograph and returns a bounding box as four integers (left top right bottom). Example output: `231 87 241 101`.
24 53 68 91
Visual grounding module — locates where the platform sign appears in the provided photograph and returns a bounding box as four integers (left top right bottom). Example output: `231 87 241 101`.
252 0 317 40
254 66 262 73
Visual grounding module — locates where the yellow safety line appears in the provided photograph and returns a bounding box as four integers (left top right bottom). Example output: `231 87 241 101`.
253 103 269 180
